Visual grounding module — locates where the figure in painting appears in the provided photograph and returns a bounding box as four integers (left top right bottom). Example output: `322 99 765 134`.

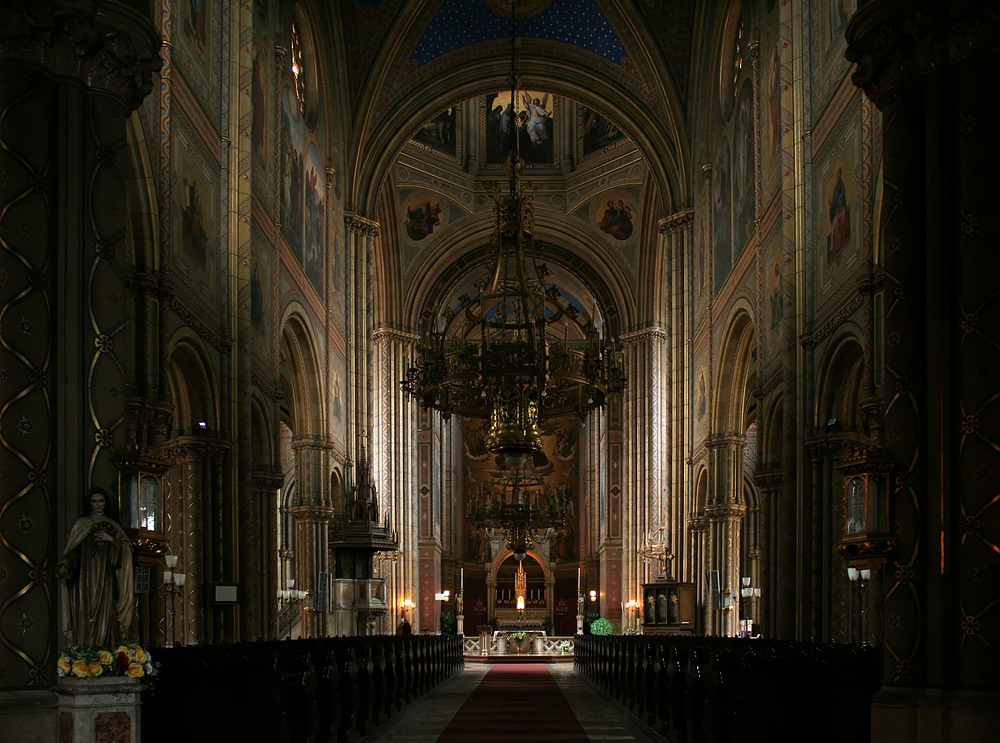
251 45 265 154
697 371 707 420
181 177 208 264
769 260 783 329
186 0 207 49
597 199 634 241
827 167 851 263
56 489 135 648
522 92 550 146
405 200 442 241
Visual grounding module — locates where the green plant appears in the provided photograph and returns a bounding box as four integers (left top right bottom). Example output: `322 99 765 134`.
590 617 614 636
441 611 455 635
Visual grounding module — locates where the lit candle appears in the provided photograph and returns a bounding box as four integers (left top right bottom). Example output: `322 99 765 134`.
461 568 464 590
577 567 581 590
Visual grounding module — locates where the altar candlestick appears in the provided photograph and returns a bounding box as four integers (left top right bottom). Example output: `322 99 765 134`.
461 568 464 590
577 567 581 590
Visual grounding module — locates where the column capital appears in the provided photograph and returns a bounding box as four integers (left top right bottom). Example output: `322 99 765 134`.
0 0 161 110
372 327 419 344
658 208 694 235
290 505 334 523
345 212 380 238
846 0 1000 109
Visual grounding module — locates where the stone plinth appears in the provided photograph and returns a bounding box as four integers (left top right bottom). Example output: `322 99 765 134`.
55 677 143 743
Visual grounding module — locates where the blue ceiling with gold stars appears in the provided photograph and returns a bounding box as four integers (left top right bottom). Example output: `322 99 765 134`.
411 0 627 67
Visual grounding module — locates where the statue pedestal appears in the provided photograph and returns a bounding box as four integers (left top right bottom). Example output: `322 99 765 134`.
56 677 143 743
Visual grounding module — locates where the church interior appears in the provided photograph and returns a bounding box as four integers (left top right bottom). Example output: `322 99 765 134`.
0 0 997 741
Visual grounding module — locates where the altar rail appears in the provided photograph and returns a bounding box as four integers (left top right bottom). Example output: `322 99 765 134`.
142 635 463 743
574 635 881 743
462 634 575 656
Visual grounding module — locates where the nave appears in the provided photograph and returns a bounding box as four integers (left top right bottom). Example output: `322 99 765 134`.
364 663 660 743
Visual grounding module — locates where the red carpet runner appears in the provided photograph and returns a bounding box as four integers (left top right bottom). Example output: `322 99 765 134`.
436 663 589 742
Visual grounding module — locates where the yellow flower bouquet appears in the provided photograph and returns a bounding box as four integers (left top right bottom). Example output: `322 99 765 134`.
57 644 156 679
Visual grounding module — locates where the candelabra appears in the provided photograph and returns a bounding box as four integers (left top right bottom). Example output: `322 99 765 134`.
277 579 308 639
162 555 186 647
739 577 762 636
847 566 871 643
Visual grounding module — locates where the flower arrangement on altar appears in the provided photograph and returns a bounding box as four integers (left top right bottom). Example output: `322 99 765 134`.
508 631 528 643
57 644 156 679
590 617 614 636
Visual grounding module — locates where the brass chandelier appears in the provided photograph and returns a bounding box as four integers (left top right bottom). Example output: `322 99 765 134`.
401 1 626 468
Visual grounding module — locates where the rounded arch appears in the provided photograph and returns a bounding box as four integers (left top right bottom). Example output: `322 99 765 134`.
714 305 757 434
348 57 688 217
405 222 633 338
761 393 784 467
277 306 326 436
489 549 549 581
693 465 710 514
164 331 218 435
249 392 277 469
815 329 866 433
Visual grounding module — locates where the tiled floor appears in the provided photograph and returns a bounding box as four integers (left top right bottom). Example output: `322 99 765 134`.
362 662 662 743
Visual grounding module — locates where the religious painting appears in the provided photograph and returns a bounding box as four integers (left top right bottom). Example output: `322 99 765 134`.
697 369 707 420
251 42 266 156
696 220 707 291
280 86 326 298
403 195 444 242
812 0 855 111
327 151 346 333
184 0 209 50
767 44 781 157
580 104 624 158
823 162 853 266
768 254 783 331
411 106 458 159
461 415 580 565
713 135 732 293
823 0 852 58
733 78 755 257
174 131 215 271
596 192 637 241
174 0 217 115
484 90 556 166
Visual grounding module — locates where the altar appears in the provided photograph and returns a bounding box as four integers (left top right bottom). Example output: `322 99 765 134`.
497 630 546 654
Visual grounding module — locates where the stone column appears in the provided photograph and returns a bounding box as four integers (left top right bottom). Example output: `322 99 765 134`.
619 329 670 625
372 328 418 622
705 434 746 636
661 209 694 586
290 438 333 638
248 469 282 640
344 213 379 464
752 469 782 637
846 2 1000 739
0 1 158 705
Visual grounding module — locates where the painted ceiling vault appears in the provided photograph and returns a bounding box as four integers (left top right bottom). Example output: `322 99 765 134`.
338 1 699 334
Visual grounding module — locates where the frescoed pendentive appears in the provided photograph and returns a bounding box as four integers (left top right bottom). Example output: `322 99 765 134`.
484 90 556 166
402 192 446 242
595 192 637 242
279 86 325 298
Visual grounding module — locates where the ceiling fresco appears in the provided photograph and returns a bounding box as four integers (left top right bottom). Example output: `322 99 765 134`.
411 0 627 67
